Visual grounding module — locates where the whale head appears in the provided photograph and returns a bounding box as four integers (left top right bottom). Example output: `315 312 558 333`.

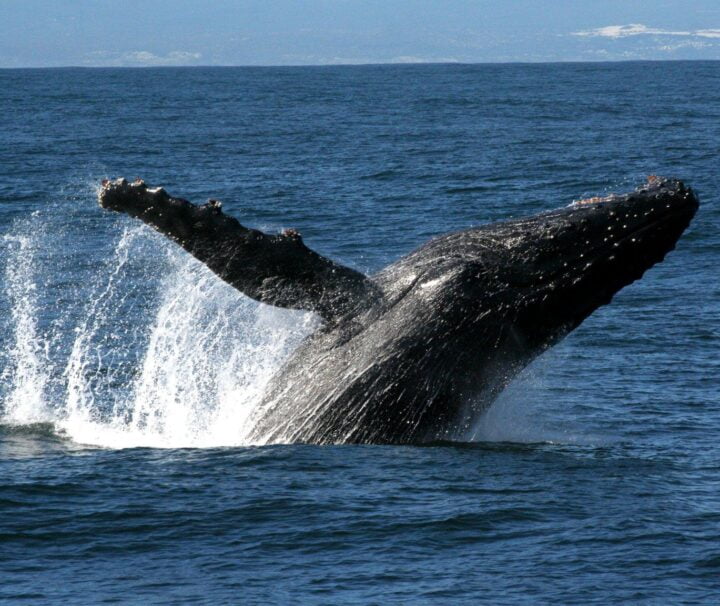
387 176 699 371
483 176 699 349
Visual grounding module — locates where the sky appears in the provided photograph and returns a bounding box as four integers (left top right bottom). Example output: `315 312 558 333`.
2 0 720 67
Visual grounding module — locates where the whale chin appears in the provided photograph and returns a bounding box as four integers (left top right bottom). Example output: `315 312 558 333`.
99 175 699 444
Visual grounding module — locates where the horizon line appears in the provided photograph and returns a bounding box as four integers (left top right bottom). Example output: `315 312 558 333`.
1 58 719 70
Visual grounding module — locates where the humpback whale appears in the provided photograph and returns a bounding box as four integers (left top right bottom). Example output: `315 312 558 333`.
99 176 698 444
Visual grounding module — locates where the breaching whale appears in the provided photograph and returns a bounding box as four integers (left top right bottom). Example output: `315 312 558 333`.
99 176 698 444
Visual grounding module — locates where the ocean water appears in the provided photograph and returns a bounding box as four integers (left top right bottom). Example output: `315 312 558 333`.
0 62 718 604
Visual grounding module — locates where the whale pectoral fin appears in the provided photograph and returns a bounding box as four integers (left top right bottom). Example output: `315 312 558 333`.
98 178 379 321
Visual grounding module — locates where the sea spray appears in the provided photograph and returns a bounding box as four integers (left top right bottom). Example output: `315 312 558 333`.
0 206 316 448
1 225 50 423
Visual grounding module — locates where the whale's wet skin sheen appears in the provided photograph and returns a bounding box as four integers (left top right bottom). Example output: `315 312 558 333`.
1 63 719 604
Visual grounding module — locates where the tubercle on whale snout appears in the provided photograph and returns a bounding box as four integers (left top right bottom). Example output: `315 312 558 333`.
557 176 698 263
534 177 698 296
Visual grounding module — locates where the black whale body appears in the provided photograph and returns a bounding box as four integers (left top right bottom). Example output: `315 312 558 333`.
99 177 698 444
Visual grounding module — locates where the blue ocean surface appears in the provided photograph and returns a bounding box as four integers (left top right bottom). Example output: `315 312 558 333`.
0 62 718 604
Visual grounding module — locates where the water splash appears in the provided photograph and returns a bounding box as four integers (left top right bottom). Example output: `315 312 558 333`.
0 203 316 449
466 350 611 447
1 223 50 424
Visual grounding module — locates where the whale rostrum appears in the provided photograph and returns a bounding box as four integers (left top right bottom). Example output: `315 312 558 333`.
99 176 698 444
